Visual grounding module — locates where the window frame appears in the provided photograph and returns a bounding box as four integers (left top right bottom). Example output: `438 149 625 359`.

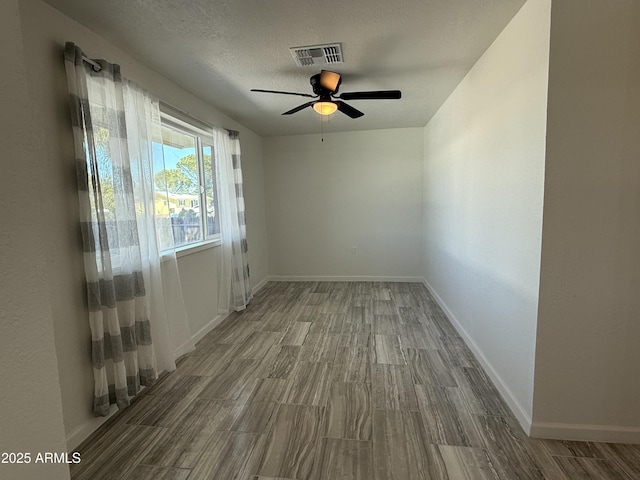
158 112 221 256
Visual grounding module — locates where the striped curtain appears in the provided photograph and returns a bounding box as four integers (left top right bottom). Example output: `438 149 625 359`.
215 129 253 312
64 42 158 415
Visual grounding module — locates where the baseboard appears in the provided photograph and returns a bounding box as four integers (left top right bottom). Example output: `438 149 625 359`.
530 422 640 444
422 278 640 444
190 313 230 345
252 275 272 293
270 275 425 283
173 338 196 359
66 404 119 450
422 278 533 434
181 276 272 349
66 311 233 449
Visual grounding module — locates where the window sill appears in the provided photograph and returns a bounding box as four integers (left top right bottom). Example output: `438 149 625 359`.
176 238 221 257
161 238 221 261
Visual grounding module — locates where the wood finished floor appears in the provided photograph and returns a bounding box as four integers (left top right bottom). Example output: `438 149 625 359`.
71 281 640 480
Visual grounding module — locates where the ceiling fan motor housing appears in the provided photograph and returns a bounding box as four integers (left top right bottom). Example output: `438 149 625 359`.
310 73 341 96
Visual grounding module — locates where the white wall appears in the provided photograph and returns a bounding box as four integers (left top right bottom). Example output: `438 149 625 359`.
263 128 423 280
17 0 269 449
532 0 640 442
422 0 550 428
0 1 70 479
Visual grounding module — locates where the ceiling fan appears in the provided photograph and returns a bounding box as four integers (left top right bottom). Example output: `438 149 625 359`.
251 70 401 118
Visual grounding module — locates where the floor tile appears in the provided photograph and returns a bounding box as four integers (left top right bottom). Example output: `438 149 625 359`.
601 443 640 480
312 437 373 480
553 456 631 480
265 346 300 379
414 384 482 447
372 335 406 365
406 348 457 387
438 445 501 480
372 409 446 480
198 359 260 402
372 364 419 411
281 322 311 346
284 362 333 406
454 367 511 417
141 398 240 468
230 401 280 434
541 439 608 458
71 424 164 480
237 332 285 360
188 431 261 480
255 404 325 479
325 382 372 441
373 314 401 335
333 347 371 383
300 332 339 362
125 465 191 480
398 324 440 349
474 415 546 480
71 281 640 480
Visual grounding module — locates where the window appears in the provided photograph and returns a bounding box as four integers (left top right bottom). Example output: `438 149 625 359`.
154 114 220 250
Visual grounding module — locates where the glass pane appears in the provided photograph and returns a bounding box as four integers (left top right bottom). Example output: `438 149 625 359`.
152 140 173 251
88 125 115 271
155 125 202 247
203 144 220 237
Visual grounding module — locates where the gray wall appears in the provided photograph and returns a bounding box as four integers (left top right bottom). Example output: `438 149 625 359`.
0 1 70 479
263 129 424 280
422 0 550 427
16 0 270 449
532 0 640 441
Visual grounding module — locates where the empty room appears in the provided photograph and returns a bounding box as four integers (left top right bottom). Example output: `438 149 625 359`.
2 0 640 479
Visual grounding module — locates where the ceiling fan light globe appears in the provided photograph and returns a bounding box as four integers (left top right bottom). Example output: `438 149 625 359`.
313 101 338 115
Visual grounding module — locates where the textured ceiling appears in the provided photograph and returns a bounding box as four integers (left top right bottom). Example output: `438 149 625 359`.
44 0 526 136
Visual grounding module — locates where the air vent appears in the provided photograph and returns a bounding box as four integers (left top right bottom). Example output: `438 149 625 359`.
290 43 343 67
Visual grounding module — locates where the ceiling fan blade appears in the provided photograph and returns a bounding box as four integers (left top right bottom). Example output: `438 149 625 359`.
282 101 316 115
251 89 316 98
320 70 342 92
335 101 364 119
338 90 402 100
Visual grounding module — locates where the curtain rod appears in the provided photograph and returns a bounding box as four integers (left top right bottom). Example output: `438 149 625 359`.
76 48 234 135
76 56 238 136
76 52 238 137
159 100 238 137
82 55 102 72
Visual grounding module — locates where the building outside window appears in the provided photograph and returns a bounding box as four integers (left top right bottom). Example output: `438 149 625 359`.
153 114 220 250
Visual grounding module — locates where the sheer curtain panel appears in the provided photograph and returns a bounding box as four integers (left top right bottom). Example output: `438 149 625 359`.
64 42 193 416
215 129 253 312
